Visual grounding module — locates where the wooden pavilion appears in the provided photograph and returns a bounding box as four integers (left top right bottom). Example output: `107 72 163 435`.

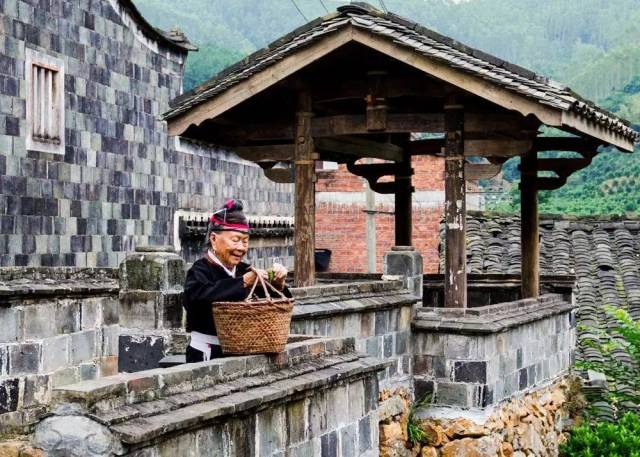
163 2 638 306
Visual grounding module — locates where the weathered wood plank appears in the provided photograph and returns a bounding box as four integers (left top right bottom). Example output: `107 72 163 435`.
234 144 294 162
202 113 526 145
410 138 532 157
293 91 315 287
465 162 502 180
520 152 539 298
395 146 413 246
263 167 295 183
444 102 466 308
315 136 402 162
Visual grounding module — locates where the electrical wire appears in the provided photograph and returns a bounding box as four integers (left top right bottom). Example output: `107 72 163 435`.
290 0 309 22
318 0 329 13
378 0 388 12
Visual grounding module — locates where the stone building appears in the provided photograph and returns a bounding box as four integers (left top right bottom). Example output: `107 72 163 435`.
0 0 294 269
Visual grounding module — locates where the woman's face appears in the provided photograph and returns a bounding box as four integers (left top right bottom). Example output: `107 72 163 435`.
210 231 250 267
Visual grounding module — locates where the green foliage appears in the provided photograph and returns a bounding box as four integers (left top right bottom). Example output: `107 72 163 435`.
560 412 640 457
133 0 640 212
577 306 640 412
406 394 433 445
183 44 243 90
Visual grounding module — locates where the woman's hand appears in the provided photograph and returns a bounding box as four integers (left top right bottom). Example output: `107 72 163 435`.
243 268 268 288
270 263 288 290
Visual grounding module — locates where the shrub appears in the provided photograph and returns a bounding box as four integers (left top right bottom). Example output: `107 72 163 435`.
577 306 640 412
560 412 640 457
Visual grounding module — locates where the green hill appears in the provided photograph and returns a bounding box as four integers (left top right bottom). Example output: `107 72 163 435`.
133 0 640 215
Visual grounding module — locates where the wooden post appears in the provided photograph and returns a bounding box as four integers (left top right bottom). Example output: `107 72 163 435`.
444 102 466 308
521 151 539 298
394 147 413 246
364 158 377 273
294 91 316 287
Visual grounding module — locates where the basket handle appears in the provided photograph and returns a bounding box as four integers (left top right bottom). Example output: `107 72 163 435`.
246 267 287 301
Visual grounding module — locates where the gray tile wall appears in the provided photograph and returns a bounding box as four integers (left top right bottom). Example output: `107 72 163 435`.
0 0 293 268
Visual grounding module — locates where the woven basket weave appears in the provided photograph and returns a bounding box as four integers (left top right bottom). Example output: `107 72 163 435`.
212 269 294 354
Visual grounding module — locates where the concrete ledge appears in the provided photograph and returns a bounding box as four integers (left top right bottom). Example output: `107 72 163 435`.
413 294 576 335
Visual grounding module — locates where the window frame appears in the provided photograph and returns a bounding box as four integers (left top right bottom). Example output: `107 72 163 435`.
25 48 65 155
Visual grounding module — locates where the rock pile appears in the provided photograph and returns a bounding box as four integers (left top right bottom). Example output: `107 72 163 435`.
379 380 575 457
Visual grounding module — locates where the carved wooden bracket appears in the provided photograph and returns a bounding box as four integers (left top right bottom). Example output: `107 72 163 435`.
346 161 415 194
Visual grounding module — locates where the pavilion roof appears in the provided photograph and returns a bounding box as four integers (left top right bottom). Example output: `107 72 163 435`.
163 2 638 147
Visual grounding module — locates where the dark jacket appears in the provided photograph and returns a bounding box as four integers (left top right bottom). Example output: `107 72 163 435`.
183 258 291 336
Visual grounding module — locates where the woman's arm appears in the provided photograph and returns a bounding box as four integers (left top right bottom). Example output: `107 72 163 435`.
184 264 246 309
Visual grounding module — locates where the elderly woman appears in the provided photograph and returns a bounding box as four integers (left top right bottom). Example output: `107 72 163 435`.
183 199 288 362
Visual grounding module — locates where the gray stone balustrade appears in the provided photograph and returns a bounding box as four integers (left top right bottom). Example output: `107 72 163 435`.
34 335 387 456
412 294 577 408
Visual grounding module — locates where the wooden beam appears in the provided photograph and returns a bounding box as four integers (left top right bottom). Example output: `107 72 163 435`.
533 136 601 152
316 136 403 162
444 102 466 308
234 144 294 162
395 146 413 246
264 166 295 183
196 112 527 146
312 76 451 103
352 28 563 127
465 162 502 180
167 28 355 136
409 138 532 157
521 152 539 298
293 91 315 287
536 177 567 191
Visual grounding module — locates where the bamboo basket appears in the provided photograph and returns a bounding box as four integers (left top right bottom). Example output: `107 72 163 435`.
212 269 293 354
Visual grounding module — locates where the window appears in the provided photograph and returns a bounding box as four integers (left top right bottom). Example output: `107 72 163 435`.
26 49 64 154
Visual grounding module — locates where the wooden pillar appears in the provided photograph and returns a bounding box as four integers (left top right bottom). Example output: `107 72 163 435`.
444 102 466 308
394 147 413 246
520 151 539 298
293 91 315 287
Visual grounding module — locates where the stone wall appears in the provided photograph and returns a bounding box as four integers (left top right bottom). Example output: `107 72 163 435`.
412 295 576 408
0 0 293 268
379 379 577 457
33 335 386 456
290 280 417 389
0 267 120 432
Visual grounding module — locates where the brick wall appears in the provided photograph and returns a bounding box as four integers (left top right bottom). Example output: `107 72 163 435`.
0 0 293 268
316 156 445 273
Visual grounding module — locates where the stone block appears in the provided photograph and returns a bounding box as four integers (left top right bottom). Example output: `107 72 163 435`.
191 362 222 390
98 356 118 377
119 291 158 330
445 334 478 360
414 378 435 402
118 333 167 373
359 312 374 338
348 380 365 422
257 405 286 455
22 304 56 339
358 415 372 453
416 333 445 356
290 440 315 457
69 330 97 365
0 307 22 342
286 398 308 445
160 365 193 396
395 331 408 355
80 298 102 329
453 361 487 383
194 424 225 456
374 311 388 336
41 334 69 373
383 334 393 358
101 325 120 357
308 389 327 438
34 415 122 457
158 291 184 329
365 336 380 357
51 367 79 388
326 384 348 430
79 362 97 381
320 430 338 457
436 382 475 407
120 251 185 292
23 374 50 407
363 375 378 414
340 424 358 457
9 342 41 374
54 302 80 335
102 297 119 325
0 377 20 414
